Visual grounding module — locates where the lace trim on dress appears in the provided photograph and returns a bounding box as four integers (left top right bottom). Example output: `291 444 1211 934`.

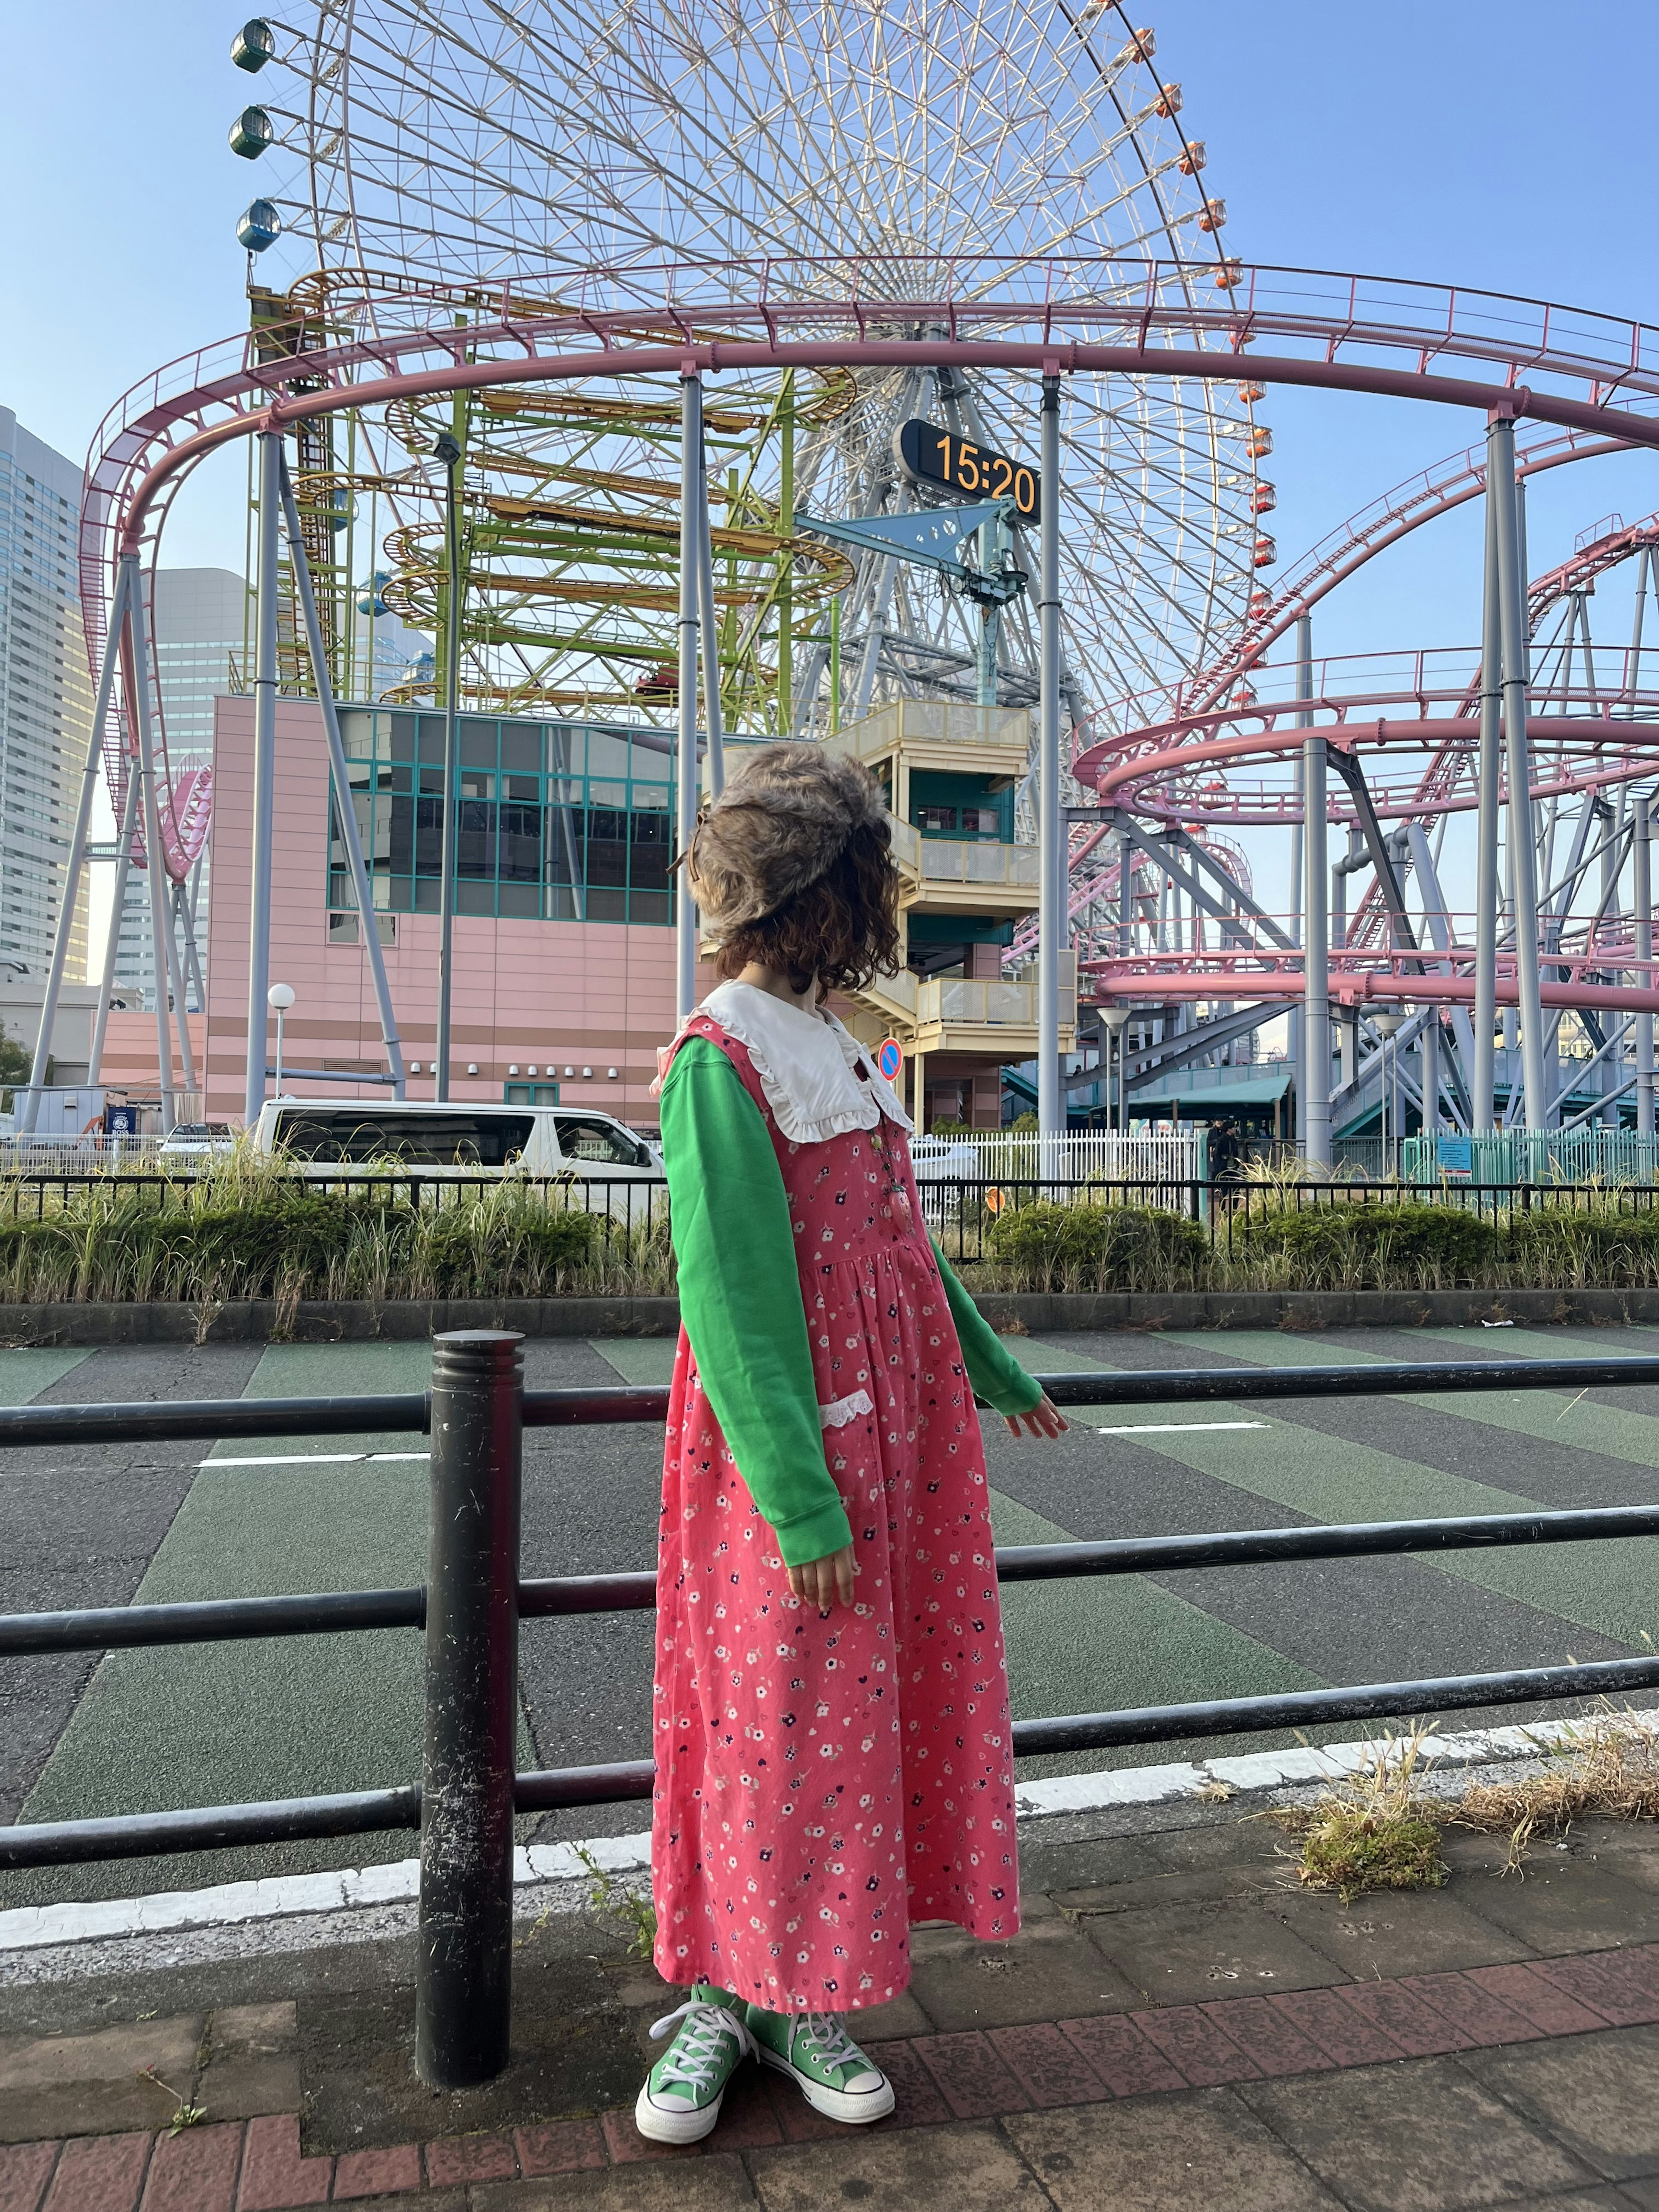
667 982 912 1146
818 1389 876 1430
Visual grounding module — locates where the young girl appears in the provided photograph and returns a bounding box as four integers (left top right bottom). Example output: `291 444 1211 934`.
636 743 1066 2145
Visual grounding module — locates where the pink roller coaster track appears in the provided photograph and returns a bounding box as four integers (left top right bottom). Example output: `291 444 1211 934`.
78 258 1659 983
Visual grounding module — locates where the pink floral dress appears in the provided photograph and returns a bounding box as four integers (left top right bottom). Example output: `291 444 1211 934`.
651 1013 1019 2011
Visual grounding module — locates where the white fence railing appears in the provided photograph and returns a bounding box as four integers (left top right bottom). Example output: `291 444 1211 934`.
0 1137 173 1173
947 1129 1210 1184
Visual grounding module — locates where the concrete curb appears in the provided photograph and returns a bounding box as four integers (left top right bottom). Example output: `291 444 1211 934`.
0 1716 1581 1962
0 1283 1655 1345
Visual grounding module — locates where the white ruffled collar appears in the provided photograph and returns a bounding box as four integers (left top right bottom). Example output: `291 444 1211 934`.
695 981 913 1146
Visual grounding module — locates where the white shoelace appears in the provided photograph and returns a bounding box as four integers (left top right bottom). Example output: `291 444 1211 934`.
648 1999 757 2094
796 2011 880 2083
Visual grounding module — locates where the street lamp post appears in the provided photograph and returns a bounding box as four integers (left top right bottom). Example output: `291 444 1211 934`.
1099 1005 1131 1135
268 983 295 1100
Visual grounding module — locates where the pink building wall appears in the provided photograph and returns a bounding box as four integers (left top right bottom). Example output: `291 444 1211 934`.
194 696 678 1127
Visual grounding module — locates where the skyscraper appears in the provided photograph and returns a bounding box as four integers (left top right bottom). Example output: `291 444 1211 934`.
0 407 91 982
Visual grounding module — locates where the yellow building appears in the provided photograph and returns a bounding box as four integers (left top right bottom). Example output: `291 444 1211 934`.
824 702 1076 1128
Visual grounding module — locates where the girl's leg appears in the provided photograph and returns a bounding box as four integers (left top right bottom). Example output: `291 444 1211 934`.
746 2005 896 2124
634 1985 755 2145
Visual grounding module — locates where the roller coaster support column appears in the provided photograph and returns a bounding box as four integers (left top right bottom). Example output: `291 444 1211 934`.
432 428 464 1102
1474 486 1502 1133
1037 374 1064 1154
277 453 408 1100
1490 413 1548 1130
87 768 138 1092
19 557 133 1134
676 372 702 1023
245 428 280 1128
694 429 725 799
1637 793 1654 1136
1298 615 1330 1167
126 572 178 1133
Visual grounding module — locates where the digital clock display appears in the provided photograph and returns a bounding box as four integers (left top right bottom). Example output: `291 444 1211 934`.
896 418 1041 522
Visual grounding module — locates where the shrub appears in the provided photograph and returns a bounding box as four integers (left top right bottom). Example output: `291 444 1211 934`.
413 1191 596 1297
0 1176 600 1306
987 1199 1207 1292
1230 1200 1496 1289
1498 1204 1659 1287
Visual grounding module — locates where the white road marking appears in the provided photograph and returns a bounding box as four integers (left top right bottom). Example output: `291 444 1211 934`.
200 1451 431 1468
1095 1421 1268 1437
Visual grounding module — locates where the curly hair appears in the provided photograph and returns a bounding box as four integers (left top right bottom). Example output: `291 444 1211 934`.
712 817 902 998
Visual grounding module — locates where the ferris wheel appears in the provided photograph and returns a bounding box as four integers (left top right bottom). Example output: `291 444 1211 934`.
238 0 1265 720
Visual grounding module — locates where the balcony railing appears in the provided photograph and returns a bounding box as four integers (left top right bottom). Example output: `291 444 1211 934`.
833 700 1032 760
916 836 1042 892
920 954 1077 1031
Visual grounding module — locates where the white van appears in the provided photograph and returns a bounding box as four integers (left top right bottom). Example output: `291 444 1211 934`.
250 1098 662 1199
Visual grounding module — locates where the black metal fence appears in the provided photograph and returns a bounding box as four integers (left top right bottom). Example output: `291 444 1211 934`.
4 1341 1659 2083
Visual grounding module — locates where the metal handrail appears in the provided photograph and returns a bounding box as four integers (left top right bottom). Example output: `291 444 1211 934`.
3 1355 1657 1450
6 1342 1659 2083
11 1502 1659 1656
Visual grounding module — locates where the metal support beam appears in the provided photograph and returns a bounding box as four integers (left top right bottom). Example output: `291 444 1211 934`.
245 429 280 1128
87 767 139 1093
126 581 178 1131
1638 792 1655 1135
1037 375 1063 1153
1474 483 1501 1126
20 558 132 1134
1105 813 1285 949
675 374 702 1023
1326 749 1420 960
694 444 725 798
434 430 464 1101
277 454 407 1100
1490 413 1548 1129
1299 615 1330 1166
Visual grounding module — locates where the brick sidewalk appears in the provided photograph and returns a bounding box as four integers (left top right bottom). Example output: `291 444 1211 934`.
5 1808 1659 2207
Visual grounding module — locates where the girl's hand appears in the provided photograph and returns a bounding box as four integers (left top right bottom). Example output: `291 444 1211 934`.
1007 1392 1068 1440
788 1542 857 1611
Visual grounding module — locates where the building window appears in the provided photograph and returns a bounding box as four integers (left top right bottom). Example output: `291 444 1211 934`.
329 911 396 944
504 1081 559 1105
919 805 957 833
330 710 676 926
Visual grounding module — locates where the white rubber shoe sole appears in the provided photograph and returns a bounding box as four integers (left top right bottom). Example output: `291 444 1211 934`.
757 2044 897 2125
633 2078 729 2145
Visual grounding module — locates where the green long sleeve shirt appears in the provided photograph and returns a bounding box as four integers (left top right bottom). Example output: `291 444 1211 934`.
659 1036 1042 1567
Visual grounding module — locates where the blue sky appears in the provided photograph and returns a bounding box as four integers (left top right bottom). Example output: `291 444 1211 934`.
4 2 1657 645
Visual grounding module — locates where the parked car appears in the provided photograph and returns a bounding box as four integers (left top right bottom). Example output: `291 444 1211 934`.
907 1132 979 1181
158 1122 238 1160
248 1099 663 1222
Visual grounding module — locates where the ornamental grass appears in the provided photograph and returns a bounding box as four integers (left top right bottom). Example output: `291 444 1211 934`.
0 1149 676 1312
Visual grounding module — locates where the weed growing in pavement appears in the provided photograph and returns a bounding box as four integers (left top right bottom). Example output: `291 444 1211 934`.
1272 1708 1659 1896
1271 1728 1449 1905
137 2067 207 2135
1450 1707 1659 1873
574 1846 658 1960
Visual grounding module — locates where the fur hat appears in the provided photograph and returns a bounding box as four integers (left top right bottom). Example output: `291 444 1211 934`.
685 742 891 934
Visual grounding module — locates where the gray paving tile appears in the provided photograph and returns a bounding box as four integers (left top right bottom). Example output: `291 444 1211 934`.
750 2117 1049 2212
1004 2087 1344 2209
1236 2053 1595 2211
1462 2024 1659 2180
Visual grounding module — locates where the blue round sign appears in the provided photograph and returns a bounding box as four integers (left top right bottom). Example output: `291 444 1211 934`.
877 1037 903 1082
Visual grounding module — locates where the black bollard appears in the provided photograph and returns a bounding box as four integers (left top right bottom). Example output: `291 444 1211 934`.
415 1329 524 2087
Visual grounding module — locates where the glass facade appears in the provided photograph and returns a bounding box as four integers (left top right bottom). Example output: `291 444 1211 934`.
334 709 676 926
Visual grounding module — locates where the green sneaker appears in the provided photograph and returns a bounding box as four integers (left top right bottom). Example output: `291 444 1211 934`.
747 2007 896 2124
634 1990 756 2145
